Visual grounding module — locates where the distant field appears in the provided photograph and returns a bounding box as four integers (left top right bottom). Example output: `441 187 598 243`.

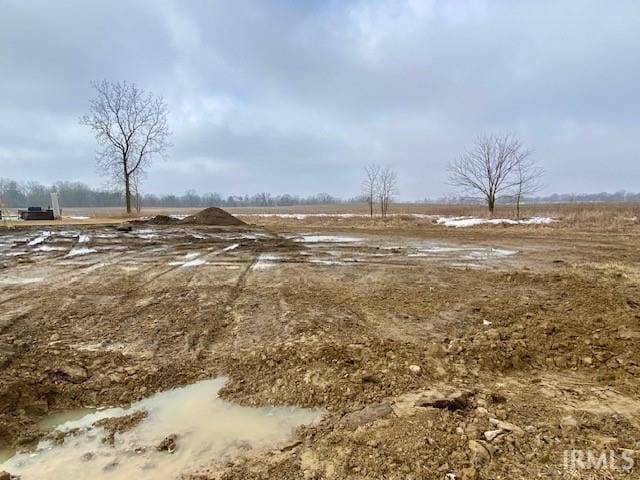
3 202 639 229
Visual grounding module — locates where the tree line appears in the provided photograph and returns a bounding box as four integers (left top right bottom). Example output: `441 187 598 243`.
0 179 348 208
2 176 639 210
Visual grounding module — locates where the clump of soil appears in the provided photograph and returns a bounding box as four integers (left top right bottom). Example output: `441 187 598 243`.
179 207 245 226
94 410 149 446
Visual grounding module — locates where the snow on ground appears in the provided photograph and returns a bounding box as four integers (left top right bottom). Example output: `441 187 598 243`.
181 258 207 267
223 243 240 252
0 277 45 285
294 235 363 243
67 216 90 220
308 258 353 266
34 245 66 252
65 248 98 257
168 252 204 266
28 231 52 246
437 216 554 228
78 234 91 243
253 253 279 269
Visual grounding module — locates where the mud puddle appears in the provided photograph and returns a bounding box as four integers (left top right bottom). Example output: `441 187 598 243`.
1 378 321 479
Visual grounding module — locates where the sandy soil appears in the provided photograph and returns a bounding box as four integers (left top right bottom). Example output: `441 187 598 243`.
1 217 639 479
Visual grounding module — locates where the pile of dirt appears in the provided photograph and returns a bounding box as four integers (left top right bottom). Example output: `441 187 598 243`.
142 215 181 226
131 207 245 227
179 207 245 226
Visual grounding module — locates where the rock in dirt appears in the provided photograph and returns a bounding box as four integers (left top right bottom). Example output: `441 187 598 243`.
54 364 90 383
468 440 491 466
157 433 178 453
415 390 474 411
483 429 504 442
115 223 132 232
361 373 381 384
0 471 11 480
340 402 393 428
488 418 524 435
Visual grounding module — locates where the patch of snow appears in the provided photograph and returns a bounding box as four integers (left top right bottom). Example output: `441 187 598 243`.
437 217 486 228
419 245 466 254
294 235 363 243
67 216 90 220
78 234 90 243
28 231 52 246
253 253 278 269
65 248 98 257
308 258 352 266
437 216 554 228
223 243 240 252
0 277 44 285
181 258 207 267
34 245 66 252
521 217 554 225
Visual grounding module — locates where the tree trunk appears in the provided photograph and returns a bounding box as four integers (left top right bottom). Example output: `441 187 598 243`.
516 193 521 220
369 194 373 217
124 174 132 214
488 195 495 217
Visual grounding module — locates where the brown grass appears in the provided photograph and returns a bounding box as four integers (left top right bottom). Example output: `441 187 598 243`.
3 202 639 229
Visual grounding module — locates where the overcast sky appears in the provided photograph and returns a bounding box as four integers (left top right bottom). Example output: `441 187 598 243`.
1 0 639 199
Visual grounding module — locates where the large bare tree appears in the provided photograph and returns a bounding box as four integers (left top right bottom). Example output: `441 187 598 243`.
80 80 170 214
362 163 381 217
513 156 544 220
448 134 531 216
378 166 398 218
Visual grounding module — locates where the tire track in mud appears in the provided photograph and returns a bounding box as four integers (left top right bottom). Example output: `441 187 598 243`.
191 234 305 350
191 251 261 351
135 245 230 289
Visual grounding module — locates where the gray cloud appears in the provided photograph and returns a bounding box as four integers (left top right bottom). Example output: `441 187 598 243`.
1 0 639 199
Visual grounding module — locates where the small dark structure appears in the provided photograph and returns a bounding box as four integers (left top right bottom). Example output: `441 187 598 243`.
18 206 55 221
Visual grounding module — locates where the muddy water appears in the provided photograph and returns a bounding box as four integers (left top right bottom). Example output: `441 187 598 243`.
1 378 321 479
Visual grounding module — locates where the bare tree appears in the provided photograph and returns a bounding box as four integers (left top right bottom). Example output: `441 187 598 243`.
80 80 170 214
448 134 531 216
362 164 381 217
378 166 398 218
513 156 544 220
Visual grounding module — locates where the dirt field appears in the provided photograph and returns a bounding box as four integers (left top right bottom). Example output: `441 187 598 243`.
1 209 639 479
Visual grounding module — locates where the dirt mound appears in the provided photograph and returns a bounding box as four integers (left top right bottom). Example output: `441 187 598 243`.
179 207 245 226
142 215 181 226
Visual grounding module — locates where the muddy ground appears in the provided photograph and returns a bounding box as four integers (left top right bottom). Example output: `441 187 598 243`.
1 218 639 479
